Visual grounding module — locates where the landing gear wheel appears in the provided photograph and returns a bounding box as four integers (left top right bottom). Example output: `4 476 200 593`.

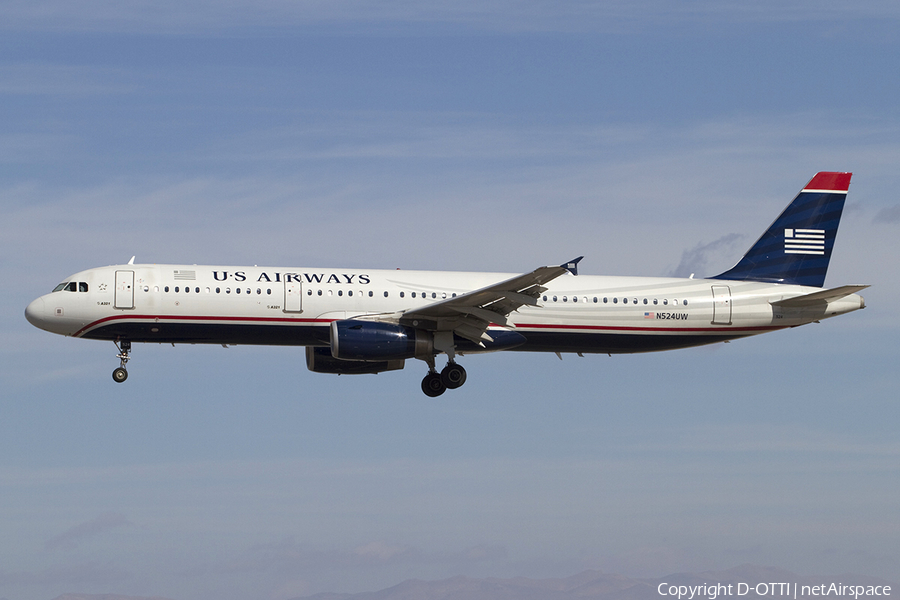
421 372 446 397
441 363 467 389
113 339 132 383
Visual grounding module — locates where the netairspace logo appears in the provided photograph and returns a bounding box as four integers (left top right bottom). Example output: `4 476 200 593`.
657 582 892 600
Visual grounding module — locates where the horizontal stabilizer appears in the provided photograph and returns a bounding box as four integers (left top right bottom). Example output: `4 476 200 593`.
770 285 869 307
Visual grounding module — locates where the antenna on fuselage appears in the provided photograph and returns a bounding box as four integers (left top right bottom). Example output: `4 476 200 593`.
128 256 135 265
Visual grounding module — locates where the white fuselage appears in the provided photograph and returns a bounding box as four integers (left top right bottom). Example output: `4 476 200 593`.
25 263 866 355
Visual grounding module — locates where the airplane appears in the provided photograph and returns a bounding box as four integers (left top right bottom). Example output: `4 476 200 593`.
25 172 868 397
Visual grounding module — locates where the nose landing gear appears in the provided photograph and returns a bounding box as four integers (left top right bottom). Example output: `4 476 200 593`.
112 340 131 383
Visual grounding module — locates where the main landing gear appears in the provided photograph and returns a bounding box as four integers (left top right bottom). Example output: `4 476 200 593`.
112 339 131 383
421 359 467 397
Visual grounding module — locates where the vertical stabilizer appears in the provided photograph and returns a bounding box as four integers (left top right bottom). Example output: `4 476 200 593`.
712 172 851 287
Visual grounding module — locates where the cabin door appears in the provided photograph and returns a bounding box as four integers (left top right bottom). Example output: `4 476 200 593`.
115 270 135 309
711 285 732 325
284 280 303 313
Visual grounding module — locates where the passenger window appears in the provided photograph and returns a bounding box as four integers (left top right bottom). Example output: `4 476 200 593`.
542 295 547 301
317 290 323 296
383 291 388 297
643 298 648 305
216 287 221 293
175 286 180 293
196 287 200 293
432 292 437 299
613 298 618 304
663 299 668 305
562 296 567 302
338 290 343 297
236 288 240 294
226 287 231 294
165 286 170 293
593 297 598 303
369 291 374 297
553 296 558 302
400 292 405 298
653 299 658 305
683 299 688 306
257 288 262 295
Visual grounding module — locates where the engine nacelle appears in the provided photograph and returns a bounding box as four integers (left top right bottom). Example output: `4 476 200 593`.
330 320 433 361
306 346 404 375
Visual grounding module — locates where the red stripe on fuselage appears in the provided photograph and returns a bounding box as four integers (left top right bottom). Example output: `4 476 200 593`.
74 314 784 339
73 314 331 338
514 322 783 334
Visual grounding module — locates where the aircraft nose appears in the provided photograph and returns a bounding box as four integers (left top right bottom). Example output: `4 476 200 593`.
25 296 47 329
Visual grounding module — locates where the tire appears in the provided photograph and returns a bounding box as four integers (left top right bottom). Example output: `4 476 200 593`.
112 367 128 383
441 363 467 389
421 372 446 397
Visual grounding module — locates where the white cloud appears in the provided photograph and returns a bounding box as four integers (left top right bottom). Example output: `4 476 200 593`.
2 0 899 35
0 561 131 586
0 64 139 96
45 512 134 551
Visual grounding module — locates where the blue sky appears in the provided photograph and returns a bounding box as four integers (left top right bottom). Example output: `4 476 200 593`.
2 2 899 599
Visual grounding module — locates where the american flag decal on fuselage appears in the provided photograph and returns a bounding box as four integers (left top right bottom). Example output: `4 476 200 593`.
784 228 825 255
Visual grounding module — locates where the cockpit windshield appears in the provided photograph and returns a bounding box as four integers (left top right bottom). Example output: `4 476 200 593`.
52 282 89 292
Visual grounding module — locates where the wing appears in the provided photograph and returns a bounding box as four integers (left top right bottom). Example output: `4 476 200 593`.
395 257 583 345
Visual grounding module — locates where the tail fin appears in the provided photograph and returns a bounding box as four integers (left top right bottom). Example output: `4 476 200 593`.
712 172 851 287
